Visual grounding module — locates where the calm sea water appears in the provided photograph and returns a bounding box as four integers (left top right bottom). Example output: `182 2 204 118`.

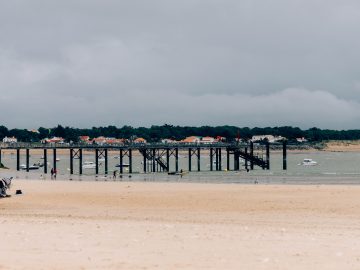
2 150 360 184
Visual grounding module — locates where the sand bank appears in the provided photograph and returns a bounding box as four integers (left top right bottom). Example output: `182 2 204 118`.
1 180 360 269
324 140 360 152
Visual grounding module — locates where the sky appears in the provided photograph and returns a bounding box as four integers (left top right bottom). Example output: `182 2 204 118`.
1 0 360 129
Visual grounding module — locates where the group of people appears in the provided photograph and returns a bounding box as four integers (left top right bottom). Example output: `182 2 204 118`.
50 168 57 179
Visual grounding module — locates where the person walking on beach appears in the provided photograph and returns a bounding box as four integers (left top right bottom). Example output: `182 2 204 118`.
113 170 117 179
50 168 54 180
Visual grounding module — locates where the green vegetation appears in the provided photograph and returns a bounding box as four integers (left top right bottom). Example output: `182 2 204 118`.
1 125 360 143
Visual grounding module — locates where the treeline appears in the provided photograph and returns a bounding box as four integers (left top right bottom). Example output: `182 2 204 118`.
1 125 360 143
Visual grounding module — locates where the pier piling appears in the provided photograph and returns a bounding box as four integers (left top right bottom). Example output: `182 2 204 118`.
26 149 30 172
16 149 20 171
43 149 47 174
283 140 287 170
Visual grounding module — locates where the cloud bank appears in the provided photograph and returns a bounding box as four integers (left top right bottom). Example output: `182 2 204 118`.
0 1 360 129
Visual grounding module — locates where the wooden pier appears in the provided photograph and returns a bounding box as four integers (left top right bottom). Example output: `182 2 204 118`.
0 141 289 175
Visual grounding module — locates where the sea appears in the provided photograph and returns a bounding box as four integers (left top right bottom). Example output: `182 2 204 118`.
2 150 360 185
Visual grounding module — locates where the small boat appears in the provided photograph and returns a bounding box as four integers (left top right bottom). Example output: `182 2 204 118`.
41 157 60 161
83 161 96 169
168 171 182 175
115 163 130 168
33 162 45 168
168 171 187 176
298 159 317 166
20 164 40 170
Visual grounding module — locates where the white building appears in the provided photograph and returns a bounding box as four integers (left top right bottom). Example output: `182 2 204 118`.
41 137 65 144
296 137 308 143
251 135 285 143
2 136 17 143
201 136 216 144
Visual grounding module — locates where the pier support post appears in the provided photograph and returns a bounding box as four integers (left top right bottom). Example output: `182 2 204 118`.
129 149 132 174
266 141 270 170
152 149 156 172
218 148 222 171
166 149 170 172
43 149 47 174
26 149 30 172
215 148 219 171
197 148 201 172
226 148 230 171
245 147 248 171
188 148 192 172
95 149 99 175
79 149 83 175
210 148 214 171
250 142 254 170
234 151 239 171
283 140 287 170
175 148 179 172
16 149 20 171
104 149 108 175
53 149 57 172
70 149 74 175
120 150 124 174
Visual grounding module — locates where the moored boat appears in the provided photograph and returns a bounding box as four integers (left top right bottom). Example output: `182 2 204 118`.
83 161 96 169
20 164 40 170
298 159 317 166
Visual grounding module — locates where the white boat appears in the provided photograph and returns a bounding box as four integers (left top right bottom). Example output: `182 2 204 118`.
83 161 96 169
41 157 60 161
115 163 130 168
299 159 318 166
20 164 40 170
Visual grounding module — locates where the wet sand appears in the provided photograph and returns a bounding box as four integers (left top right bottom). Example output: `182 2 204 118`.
1 180 360 269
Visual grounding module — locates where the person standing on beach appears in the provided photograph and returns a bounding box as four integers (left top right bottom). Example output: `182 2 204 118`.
113 170 117 179
50 168 54 180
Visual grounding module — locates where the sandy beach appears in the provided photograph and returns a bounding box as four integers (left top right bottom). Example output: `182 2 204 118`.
0 179 360 269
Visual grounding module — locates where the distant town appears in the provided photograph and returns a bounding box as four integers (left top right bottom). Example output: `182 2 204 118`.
2 134 301 145
1 124 359 145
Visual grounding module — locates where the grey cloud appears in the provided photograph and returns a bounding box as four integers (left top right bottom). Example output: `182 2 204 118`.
0 0 360 128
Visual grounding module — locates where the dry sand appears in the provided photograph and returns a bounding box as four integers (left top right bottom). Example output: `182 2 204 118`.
1 180 360 269
324 140 360 152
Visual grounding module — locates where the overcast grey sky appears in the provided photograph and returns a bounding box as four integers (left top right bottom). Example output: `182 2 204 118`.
1 0 360 129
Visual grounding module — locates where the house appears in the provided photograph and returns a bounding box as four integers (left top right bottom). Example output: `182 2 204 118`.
296 137 308 143
161 139 177 144
42 137 65 144
92 136 109 145
79 136 90 142
201 136 216 144
2 136 17 143
181 136 201 143
104 138 127 145
133 137 147 144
